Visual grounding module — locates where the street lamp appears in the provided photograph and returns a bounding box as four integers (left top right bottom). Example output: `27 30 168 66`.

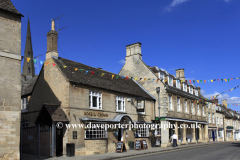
156 87 160 120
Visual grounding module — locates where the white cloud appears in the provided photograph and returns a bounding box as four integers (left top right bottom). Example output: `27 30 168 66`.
160 68 166 71
164 0 190 13
202 91 240 104
118 59 125 65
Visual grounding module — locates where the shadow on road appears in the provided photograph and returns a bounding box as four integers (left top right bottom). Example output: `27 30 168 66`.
231 143 240 147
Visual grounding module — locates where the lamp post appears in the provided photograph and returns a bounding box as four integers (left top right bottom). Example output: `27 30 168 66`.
156 87 160 120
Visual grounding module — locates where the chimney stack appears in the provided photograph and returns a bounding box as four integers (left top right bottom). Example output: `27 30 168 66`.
222 99 227 107
175 68 185 81
126 42 142 60
46 20 58 60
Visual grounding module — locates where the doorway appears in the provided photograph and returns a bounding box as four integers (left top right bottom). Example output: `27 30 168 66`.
56 128 63 156
118 128 123 141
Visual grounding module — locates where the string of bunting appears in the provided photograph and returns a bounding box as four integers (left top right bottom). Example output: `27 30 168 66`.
25 57 44 65
47 62 240 105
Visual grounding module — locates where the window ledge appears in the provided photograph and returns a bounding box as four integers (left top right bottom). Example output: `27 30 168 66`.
21 110 28 113
89 108 104 111
177 111 182 113
116 111 126 113
138 112 145 115
169 109 174 112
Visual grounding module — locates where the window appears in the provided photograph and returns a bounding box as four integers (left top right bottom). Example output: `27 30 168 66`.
187 128 192 134
219 107 221 111
183 83 187 92
195 90 198 96
189 86 193 94
116 96 125 112
85 123 107 139
185 99 188 113
212 104 215 110
202 106 205 116
191 102 194 114
218 131 223 138
197 104 199 115
137 100 145 114
159 72 165 81
228 120 229 125
235 121 237 127
28 68 30 73
217 117 219 124
221 118 223 125
176 80 180 89
168 76 173 86
208 113 211 123
89 91 102 109
212 114 215 124
227 131 231 138
135 126 149 138
177 97 180 112
169 95 172 110
21 98 28 110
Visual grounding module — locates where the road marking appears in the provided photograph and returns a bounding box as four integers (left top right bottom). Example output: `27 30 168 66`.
116 143 220 160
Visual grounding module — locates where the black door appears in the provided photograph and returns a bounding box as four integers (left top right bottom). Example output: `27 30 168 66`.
118 128 121 141
56 128 63 156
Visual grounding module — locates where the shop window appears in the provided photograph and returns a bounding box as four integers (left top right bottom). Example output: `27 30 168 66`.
135 126 149 138
116 96 125 112
89 91 102 109
85 123 107 139
218 131 223 138
227 131 231 138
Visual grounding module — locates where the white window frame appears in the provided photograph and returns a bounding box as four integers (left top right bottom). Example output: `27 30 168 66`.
221 118 223 125
208 113 211 123
85 123 108 139
195 90 198 96
21 98 28 110
159 72 165 81
169 95 172 110
137 100 145 114
135 126 149 138
197 104 199 115
185 99 187 113
168 76 173 86
191 102 194 114
89 91 102 109
177 97 180 112
183 83 187 92
116 96 125 112
212 114 215 124
217 117 219 124
176 80 181 89
202 106 205 116
189 86 193 94
212 104 215 110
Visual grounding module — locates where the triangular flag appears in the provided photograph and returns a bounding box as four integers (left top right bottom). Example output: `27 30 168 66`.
200 80 202 83
52 63 55 66
143 78 147 82
101 73 105 77
27 57 31 62
181 80 184 83
148 78 151 80
227 79 229 82
224 79 227 82
46 62 49 65
139 78 142 81
40 61 43 65
156 79 160 82
34 59 37 64
165 80 167 82
189 80 191 83
221 79 223 82
85 70 89 74
211 80 213 82
75 68 78 71
197 80 199 83
112 75 114 80
204 80 206 83
63 66 67 68
193 80 195 84
231 78 233 80
135 78 138 81
91 71 94 76
116 75 119 79
122 76 124 79
126 76 129 80
217 79 219 81
79 69 83 71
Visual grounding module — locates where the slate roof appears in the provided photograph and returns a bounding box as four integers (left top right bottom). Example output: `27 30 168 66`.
0 0 23 16
52 57 155 100
36 104 69 125
21 76 38 96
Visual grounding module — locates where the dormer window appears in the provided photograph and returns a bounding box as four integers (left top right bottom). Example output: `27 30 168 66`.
168 76 173 86
189 86 193 94
159 72 165 81
183 83 187 92
195 90 198 96
176 80 180 89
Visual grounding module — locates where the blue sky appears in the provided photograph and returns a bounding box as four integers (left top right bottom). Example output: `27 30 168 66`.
13 0 240 111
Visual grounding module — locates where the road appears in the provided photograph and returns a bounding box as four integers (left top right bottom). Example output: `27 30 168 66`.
117 142 240 160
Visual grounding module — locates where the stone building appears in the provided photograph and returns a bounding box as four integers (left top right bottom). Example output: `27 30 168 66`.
21 21 156 156
0 0 23 159
119 42 210 147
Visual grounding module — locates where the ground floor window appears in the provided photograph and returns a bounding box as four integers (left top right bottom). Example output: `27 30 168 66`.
218 130 223 138
85 123 107 139
135 126 149 138
227 131 231 138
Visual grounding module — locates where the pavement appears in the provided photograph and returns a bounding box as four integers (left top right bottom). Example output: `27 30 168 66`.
21 141 237 160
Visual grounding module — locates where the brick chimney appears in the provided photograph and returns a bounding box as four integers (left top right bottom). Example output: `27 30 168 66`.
211 99 218 104
126 42 142 60
46 20 58 60
175 68 185 81
222 99 227 107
